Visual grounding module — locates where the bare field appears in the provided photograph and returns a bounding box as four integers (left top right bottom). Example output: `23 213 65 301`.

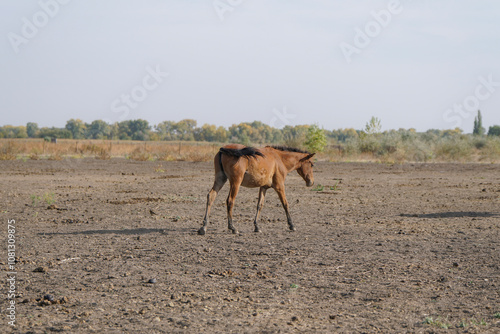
1 159 499 333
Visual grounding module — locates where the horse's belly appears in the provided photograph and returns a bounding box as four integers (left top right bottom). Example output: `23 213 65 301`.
241 171 271 188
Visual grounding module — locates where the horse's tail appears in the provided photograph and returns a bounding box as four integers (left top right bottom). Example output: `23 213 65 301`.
219 147 264 159
215 150 226 179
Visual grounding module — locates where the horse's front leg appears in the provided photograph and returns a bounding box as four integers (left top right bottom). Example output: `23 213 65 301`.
226 182 241 234
253 187 267 232
274 186 295 231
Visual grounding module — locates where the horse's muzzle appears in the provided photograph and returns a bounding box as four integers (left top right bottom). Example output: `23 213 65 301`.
306 180 314 187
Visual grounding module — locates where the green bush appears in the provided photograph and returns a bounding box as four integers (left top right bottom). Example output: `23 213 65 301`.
305 124 327 152
435 137 473 161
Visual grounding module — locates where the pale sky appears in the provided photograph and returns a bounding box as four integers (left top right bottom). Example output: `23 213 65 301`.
1 0 500 133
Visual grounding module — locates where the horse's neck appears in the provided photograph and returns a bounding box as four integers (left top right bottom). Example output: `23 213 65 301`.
279 152 302 172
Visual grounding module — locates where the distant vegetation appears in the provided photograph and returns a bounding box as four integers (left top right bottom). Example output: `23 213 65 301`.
1 112 500 162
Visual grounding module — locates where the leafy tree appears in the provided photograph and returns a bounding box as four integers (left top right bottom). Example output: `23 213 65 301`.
473 110 486 136
364 116 382 135
86 120 110 139
65 119 86 139
0 126 27 138
129 119 150 141
305 124 327 152
329 128 358 142
38 127 72 139
282 125 308 148
229 123 253 144
214 126 228 142
155 121 176 140
109 123 120 140
196 124 217 142
26 122 39 138
117 119 150 140
488 125 500 136
174 119 197 141
117 121 132 140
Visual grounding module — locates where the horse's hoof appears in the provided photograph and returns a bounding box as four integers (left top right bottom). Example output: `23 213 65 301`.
289 226 296 232
254 228 262 233
198 228 206 235
230 229 239 234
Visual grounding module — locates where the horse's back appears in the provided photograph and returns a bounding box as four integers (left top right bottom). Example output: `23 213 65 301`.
218 145 275 188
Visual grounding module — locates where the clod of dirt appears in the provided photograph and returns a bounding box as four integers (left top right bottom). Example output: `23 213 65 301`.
44 295 55 302
39 300 52 306
148 278 157 284
59 218 87 224
33 266 49 273
47 204 58 210
207 269 238 277
38 294 58 306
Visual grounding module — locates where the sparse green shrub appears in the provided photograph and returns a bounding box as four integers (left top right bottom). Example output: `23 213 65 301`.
43 193 55 206
423 316 450 329
311 184 324 191
435 136 473 161
305 124 327 153
30 195 41 207
473 137 487 149
358 135 381 154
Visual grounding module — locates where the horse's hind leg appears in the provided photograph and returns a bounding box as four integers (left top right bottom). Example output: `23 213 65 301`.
253 187 267 233
198 172 227 235
226 182 241 234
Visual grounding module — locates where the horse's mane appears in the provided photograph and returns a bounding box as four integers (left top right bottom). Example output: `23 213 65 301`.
219 147 264 158
267 145 310 154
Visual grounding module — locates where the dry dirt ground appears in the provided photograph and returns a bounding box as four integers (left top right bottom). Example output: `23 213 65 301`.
1 158 499 333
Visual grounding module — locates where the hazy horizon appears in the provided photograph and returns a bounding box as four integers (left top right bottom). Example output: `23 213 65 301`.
2 1 500 133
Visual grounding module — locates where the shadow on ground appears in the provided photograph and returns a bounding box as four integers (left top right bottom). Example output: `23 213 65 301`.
400 211 500 219
39 227 196 236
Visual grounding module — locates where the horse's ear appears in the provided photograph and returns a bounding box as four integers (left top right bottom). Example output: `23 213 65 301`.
300 153 315 162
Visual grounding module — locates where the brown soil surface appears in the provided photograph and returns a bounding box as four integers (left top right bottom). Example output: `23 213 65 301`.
1 159 499 333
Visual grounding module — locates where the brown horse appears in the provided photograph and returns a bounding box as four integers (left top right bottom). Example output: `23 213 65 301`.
198 144 315 235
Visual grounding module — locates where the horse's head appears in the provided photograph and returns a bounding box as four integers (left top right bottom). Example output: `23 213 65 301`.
297 153 315 187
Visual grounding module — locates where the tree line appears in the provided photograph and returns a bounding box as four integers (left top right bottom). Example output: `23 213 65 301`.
1 117 500 145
